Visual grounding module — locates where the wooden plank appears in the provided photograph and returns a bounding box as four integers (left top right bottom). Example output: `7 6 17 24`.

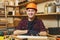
12 35 48 40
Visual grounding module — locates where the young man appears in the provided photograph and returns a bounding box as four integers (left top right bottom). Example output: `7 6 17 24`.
13 2 47 36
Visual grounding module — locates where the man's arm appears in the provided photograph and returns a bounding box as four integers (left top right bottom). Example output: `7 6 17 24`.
13 30 28 35
38 19 47 36
13 19 28 35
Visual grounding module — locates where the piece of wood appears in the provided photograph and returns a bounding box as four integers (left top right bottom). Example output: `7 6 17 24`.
12 35 48 39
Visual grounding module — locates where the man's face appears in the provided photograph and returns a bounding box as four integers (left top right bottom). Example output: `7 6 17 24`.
26 9 36 18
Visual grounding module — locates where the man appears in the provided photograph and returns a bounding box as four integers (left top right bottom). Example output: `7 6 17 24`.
13 2 47 36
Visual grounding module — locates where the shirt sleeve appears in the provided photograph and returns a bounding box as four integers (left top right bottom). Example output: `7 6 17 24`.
15 21 22 30
15 19 28 30
39 19 46 31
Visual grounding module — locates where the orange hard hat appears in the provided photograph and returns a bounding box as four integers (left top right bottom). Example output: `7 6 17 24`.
26 2 37 10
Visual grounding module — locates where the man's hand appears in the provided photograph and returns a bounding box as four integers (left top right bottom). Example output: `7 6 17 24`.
39 31 47 36
13 30 28 35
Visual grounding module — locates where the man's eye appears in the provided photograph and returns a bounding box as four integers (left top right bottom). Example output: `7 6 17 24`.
28 10 30 12
32 10 34 12
27 9 35 12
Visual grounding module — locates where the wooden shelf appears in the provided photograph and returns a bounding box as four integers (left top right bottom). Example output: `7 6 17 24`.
0 8 5 10
7 13 60 17
18 0 53 7
36 13 60 16
6 5 20 7
7 15 20 17
0 15 5 17
6 5 15 7
18 1 40 7
7 23 14 27
6 1 40 7
6 2 29 7
19 13 60 16
7 15 14 17
6 0 53 7
7 15 27 17
19 2 29 7
0 26 7 28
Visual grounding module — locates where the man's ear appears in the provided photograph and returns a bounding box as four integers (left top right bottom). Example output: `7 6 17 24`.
35 11 37 14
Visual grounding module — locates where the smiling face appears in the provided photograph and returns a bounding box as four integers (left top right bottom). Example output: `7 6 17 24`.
26 9 37 19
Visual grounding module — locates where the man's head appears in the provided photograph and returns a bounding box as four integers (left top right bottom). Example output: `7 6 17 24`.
26 2 37 19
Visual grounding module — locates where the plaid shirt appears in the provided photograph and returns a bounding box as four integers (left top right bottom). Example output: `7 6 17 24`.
15 17 46 33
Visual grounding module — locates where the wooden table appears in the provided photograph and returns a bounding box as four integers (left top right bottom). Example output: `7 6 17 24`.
4 35 57 40
12 35 49 40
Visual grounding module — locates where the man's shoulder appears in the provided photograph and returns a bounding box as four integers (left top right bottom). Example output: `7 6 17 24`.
36 18 42 23
22 18 28 22
20 18 28 23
